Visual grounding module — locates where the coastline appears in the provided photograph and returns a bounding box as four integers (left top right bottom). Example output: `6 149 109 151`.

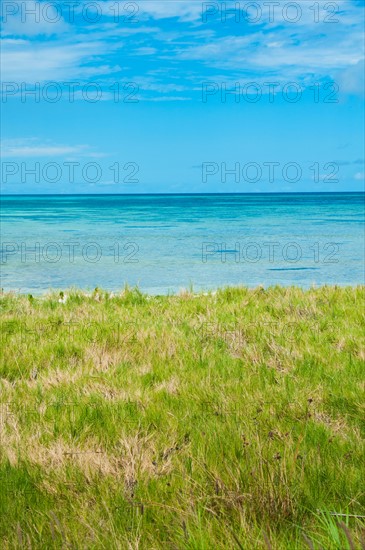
1 282 365 298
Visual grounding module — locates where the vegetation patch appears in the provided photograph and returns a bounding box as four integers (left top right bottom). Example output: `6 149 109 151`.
1 286 364 549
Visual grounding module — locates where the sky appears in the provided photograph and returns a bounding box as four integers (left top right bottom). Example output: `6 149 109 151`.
1 0 364 193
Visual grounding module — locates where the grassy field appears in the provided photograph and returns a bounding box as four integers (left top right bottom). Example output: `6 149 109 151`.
0 285 364 549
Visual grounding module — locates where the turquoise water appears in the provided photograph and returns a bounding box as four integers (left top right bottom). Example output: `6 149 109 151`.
1 193 364 294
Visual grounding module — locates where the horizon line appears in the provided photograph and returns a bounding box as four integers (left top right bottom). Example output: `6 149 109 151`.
1 191 365 197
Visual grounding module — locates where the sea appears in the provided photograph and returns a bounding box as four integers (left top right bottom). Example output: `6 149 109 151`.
1 193 364 295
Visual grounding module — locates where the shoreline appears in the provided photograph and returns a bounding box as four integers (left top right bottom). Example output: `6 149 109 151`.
1 282 364 299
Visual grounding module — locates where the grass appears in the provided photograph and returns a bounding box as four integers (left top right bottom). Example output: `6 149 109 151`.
0 285 364 549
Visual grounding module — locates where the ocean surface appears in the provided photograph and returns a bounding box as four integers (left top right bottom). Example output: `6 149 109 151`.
1 193 364 294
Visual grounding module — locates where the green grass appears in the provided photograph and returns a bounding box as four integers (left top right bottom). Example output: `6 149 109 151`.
1 285 364 549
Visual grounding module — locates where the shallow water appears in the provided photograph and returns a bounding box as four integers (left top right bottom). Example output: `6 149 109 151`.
1 193 364 294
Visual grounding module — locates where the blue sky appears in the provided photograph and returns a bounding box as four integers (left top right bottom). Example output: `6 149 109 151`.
1 0 364 193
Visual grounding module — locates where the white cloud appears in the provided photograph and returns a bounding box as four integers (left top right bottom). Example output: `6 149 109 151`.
143 95 191 101
354 172 365 181
1 139 105 158
1 38 122 81
337 59 365 96
1 0 69 36
1 0 363 97
101 1 203 23
134 46 157 55
178 29 364 77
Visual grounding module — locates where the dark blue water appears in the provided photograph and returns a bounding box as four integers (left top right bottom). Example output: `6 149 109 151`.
1 193 364 294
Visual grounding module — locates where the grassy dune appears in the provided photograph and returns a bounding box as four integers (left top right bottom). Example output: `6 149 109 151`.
1 286 364 549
